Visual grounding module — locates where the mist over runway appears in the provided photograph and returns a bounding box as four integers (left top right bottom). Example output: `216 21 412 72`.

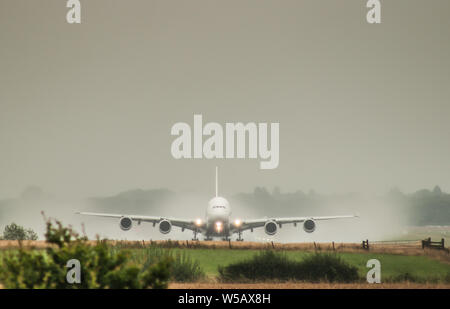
0 184 423 243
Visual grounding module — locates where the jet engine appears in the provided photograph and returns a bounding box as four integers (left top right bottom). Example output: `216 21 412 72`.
159 219 172 234
303 219 316 233
119 216 133 231
264 220 278 236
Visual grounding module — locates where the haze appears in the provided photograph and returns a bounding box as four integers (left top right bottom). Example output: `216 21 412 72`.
1 1 449 200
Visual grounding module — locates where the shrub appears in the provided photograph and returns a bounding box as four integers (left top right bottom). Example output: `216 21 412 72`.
136 247 205 282
170 250 205 282
218 250 359 283
1 223 38 240
296 253 360 282
218 250 293 282
0 218 172 289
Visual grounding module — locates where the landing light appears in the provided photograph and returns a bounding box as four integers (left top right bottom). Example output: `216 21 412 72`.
234 219 242 227
195 218 202 226
215 221 223 232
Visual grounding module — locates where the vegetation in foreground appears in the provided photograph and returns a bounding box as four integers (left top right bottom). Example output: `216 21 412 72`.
123 246 450 283
218 251 359 283
126 247 206 282
1 235 450 287
0 218 172 289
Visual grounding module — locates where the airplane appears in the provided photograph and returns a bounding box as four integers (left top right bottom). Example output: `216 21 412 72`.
77 167 357 241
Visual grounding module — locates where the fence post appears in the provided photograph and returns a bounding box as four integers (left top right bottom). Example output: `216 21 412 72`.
332 241 335 251
442 238 445 249
361 240 369 250
271 241 275 249
228 239 232 249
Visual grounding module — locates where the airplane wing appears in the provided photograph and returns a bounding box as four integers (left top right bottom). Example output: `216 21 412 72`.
231 215 357 234
76 212 205 233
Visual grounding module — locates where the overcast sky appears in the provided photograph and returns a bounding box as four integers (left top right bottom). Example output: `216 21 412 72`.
1 0 449 199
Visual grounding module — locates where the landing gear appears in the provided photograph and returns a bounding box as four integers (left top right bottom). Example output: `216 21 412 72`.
192 230 199 241
204 236 213 241
236 230 244 241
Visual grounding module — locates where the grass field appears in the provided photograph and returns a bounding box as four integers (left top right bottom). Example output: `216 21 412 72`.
1 240 450 286
128 248 450 282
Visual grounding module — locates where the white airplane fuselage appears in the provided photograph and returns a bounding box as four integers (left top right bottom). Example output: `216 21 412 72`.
205 196 231 237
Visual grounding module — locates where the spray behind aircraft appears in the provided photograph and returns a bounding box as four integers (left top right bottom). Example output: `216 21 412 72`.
77 167 357 240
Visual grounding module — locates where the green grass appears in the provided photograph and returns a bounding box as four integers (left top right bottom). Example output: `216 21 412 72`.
330 252 450 282
128 248 450 282
218 251 359 282
2 247 450 283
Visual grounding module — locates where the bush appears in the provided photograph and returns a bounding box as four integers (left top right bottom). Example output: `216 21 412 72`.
218 251 359 283
297 253 360 282
169 250 205 282
135 247 205 282
1 223 38 240
0 218 172 289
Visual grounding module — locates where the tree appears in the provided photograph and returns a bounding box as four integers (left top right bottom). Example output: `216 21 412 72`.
2 223 38 240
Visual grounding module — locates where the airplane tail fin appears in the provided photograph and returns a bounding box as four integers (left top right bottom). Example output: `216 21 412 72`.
215 166 218 197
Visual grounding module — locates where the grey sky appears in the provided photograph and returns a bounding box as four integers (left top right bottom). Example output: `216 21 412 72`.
1 0 449 199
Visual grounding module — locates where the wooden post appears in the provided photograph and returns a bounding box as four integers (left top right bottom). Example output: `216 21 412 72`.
271 241 275 249
332 241 335 251
442 238 445 249
361 240 369 250
314 242 317 250
228 239 232 249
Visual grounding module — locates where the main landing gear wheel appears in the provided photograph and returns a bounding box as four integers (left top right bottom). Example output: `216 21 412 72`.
236 231 243 241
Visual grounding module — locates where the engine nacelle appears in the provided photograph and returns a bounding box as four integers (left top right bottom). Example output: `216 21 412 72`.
303 219 316 233
264 220 278 236
159 219 172 234
119 216 133 231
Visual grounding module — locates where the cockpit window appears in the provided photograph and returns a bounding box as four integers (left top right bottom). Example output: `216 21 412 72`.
213 205 226 208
